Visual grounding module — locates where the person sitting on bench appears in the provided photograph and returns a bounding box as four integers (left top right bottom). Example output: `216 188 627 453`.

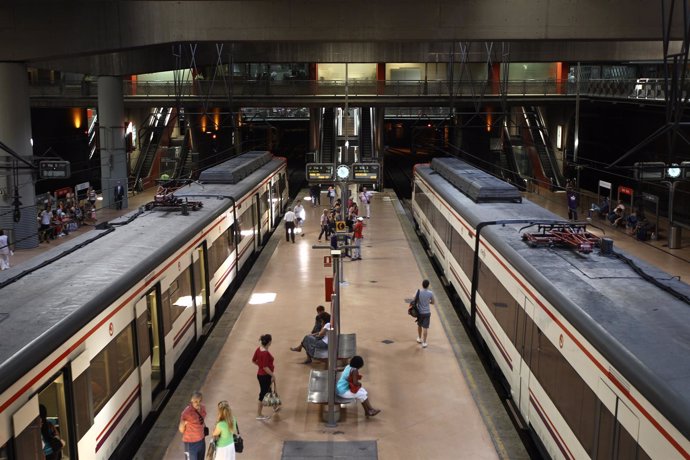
336 356 381 417
590 196 610 217
290 312 331 364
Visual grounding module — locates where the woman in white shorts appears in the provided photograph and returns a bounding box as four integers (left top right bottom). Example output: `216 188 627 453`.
336 356 380 417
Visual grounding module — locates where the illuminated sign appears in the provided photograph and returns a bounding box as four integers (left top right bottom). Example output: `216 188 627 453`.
306 163 334 182
352 163 380 182
39 161 71 179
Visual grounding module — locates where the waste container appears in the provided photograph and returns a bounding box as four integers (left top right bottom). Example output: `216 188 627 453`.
669 225 682 249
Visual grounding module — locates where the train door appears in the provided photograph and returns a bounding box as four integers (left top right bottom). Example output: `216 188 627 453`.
517 296 535 415
193 244 210 334
11 395 42 459
253 193 261 249
12 372 73 460
271 176 280 227
595 380 641 459
38 373 71 459
139 288 164 401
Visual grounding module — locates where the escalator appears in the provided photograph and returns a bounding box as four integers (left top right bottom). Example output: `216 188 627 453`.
320 107 335 163
520 106 564 188
359 107 374 162
500 127 530 189
173 129 194 179
133 107 175 186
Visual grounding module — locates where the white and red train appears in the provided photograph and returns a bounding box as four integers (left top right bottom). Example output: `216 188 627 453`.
0 151 287 459
413 157 690 459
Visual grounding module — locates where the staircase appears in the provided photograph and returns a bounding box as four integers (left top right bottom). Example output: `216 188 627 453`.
320 108 335 163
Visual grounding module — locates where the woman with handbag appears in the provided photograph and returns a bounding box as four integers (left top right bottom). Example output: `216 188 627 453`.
336 356 381 417
211 401 240 460
252 334 277 420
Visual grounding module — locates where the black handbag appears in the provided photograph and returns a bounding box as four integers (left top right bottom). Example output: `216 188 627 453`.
407 290 420 318
233 420 244 453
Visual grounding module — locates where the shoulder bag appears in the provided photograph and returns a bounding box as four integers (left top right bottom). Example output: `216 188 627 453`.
194 407 209 437
233 419 244 453
407 290 420 318
347 368 361 393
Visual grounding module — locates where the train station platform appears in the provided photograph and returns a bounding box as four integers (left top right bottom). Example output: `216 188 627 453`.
135 190 529 459
526 188 690 281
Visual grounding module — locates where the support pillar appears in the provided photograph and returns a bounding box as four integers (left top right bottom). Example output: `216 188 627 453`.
0 63 38 249
98 76 128 210
309 108 321 158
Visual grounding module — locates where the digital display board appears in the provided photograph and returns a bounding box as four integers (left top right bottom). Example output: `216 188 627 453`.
39 160 71 179
352 163 380 182
306 163 334 182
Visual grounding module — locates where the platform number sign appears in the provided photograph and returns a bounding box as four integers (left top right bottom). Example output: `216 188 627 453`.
335 221 347 232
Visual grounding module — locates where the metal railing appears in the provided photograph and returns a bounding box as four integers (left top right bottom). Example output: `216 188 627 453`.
27 78 674 102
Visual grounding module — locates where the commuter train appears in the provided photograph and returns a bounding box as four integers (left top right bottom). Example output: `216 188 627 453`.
412 157 690 459
0 151 288 459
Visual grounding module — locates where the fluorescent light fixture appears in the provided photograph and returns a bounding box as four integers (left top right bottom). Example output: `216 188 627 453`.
557 125 563 149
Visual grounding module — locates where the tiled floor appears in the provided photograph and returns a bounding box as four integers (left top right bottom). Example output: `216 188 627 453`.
137 191 521 460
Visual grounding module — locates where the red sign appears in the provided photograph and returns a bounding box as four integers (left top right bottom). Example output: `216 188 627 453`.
324 256 332 267
618 186 633 196
325 277 334 301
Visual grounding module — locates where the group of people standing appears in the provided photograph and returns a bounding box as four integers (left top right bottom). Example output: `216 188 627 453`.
179 392 240 460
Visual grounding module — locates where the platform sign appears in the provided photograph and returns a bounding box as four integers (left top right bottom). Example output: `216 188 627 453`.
306 163 334 182
39 160 71 179
352 163 380 182
335 221 347 232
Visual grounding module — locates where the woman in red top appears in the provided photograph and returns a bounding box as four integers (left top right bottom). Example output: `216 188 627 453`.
252 334 276 420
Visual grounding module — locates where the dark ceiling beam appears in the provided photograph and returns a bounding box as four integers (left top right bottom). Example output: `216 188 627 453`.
0 1 682 64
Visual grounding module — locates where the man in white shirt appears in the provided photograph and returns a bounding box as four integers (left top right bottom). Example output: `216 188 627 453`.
359 187 373 219
284 208 296 243
293 200 305 236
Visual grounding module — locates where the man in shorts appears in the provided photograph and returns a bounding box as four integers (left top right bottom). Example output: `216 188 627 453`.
414 279 435 348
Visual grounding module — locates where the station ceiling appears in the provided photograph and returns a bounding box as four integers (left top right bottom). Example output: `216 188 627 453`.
0 1 685 75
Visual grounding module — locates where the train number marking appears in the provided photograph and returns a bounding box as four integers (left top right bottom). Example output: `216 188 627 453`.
559 334 564 348
109 322 114 336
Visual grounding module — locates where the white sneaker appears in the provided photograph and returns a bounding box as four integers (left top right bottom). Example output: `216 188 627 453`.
416 337 422 343
422 342 428 348
256 415 270 420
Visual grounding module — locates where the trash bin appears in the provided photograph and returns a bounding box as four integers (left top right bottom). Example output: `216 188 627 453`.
600 237 614 255
669 225 682 249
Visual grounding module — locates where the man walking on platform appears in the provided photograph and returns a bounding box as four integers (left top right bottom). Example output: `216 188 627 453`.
284 208 296 243
359 186 373 219
114 181 125 210
413 280 435 348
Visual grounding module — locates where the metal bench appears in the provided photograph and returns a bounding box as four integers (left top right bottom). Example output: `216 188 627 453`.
312 333 356 362
306 370 353 404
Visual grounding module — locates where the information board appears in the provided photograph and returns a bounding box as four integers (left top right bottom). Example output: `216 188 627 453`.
352 163 380 182
39 160 71 179
306 163 334 182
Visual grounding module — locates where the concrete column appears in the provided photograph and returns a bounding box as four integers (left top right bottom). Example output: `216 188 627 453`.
97 76 128 210
374 107 385 158
309 108 321 156
234 112 242 155
0 62 38 249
